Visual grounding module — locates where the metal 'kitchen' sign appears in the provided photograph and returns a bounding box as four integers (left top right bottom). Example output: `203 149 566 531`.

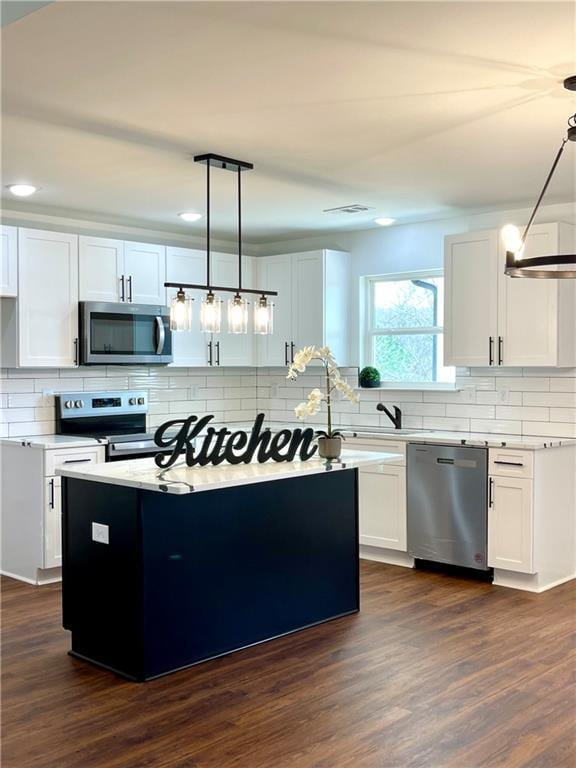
154 413 318 468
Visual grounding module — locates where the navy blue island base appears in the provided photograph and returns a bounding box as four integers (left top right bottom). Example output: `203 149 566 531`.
61 469 359 681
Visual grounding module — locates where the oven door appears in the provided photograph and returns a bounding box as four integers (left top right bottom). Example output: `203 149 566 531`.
80 302 173 365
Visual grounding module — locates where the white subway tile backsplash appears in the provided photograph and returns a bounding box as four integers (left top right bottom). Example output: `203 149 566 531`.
495 406 549 421
549 408 576 423
550 378 576 392
470 419 522 435
522 421 576 438
0 407 35 423
0 379 34 393
34 379 82 393
496 377 549 391
446 404 496 419
523 392 576 407
8 421 55 437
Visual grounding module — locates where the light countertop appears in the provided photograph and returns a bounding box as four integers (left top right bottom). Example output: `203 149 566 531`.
1 434 105 450
56 449 396 495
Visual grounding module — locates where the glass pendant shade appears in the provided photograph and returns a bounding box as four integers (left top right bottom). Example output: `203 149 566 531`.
200 292 222 333
501 224 524 260
228 294 248 334
254 296 274 335
170 290 193 332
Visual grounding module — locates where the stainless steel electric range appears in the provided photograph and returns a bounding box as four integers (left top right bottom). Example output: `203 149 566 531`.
55 390 161 461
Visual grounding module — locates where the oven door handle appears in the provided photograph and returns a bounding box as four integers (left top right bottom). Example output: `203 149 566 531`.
155 316 166 354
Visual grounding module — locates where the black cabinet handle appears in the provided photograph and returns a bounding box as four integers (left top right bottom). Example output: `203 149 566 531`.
284 342 289 366
489 336 494 366
493 460 524 467
63 458 92 464
127 275 133 302
208 341 213 366
73 338 79 366
488 477 494 508
215 341 220 366
49 479 55 509
290 341 295 364
120 275 125 302
498 336 503 366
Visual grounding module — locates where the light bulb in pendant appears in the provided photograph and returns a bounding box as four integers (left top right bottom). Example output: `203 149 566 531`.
254 296 274 335
501 224 524 260
200 292 222 333
170 289 193 332
228 293 248 334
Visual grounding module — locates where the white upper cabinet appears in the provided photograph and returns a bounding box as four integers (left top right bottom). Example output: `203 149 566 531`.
123 241 166 305
256 254 293 367
444 223 576 367
17 228 79 367
498 223 576 367
211 252 256 367
444 230 499 367
79 236 124 302
79 236 167 305
166 246 210 367
256 250 350 367
0 225 18 297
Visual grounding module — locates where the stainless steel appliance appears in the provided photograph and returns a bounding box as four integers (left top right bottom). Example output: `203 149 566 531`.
79 302 172 365
55 390 163 461
407 442 489 571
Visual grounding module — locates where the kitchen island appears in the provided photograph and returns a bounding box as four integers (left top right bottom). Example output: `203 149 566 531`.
58 449 393 681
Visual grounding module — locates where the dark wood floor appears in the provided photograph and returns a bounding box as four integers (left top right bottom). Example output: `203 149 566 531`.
2 562 575 768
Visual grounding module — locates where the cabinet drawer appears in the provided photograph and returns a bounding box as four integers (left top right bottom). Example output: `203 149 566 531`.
45 446 105 476
348 439 406 466
489 449 533 479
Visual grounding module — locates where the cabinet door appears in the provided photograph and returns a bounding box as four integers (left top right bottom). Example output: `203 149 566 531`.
488 476 533 573
444 231 499 366
44 476 62 569
18 228 79 367
0 225 17 297
211 252 255 366
166 247 210 366
124 241 166 305
291 251 324 351
79 236 124 302
498 223 559 366
256 254 293 367
359 463 407 551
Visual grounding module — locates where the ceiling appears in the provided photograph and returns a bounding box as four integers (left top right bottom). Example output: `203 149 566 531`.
2 1 575 243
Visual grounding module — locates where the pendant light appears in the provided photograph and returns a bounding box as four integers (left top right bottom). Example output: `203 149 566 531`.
170 288 193 332
227 167 249 334
502 76 576 279
166 153 277 334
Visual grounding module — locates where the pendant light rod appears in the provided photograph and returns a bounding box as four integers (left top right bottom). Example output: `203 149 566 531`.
206 158 211 289
238 166 242 292
520 138 568 245
165 282 277 297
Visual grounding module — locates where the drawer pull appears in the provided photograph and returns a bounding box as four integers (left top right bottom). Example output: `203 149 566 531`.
493 460 524 467
63 458 93 464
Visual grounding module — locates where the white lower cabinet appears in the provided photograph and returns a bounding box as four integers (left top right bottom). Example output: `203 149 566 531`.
44 476 62 569
359 463 406 551
488 475 534 574
1 442 105 584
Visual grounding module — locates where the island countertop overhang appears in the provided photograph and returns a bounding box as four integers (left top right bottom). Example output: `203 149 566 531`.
56 449 396 495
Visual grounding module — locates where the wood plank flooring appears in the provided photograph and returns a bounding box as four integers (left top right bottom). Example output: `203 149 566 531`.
2 562 575 768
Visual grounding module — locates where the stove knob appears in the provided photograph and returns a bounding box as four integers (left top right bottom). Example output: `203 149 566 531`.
64 400 74 409
75 400 84 409
137 397 145 405
129 397 137 405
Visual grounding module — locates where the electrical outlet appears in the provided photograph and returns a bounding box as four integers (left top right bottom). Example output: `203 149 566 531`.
92 522 109 545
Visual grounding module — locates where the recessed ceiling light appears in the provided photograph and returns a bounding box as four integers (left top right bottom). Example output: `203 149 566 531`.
7 184 39 197
374 217 396 227
178 212 202 223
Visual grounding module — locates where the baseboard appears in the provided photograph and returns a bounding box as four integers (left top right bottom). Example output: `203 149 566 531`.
0 568 62 586
359 546 414 568
493 570 576 593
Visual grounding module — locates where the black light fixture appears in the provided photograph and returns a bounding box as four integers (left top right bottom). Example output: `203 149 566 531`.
166 153 277 333
503 75 576 279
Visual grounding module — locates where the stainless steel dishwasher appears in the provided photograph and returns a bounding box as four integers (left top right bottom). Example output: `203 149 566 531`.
407 443 489 571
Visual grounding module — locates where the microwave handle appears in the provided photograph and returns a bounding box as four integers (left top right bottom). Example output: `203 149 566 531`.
155 316 166 354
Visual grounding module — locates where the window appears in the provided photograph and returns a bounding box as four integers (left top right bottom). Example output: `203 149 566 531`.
365 270 455 385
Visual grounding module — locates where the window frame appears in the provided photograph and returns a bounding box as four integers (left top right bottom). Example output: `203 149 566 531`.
364 268 450 385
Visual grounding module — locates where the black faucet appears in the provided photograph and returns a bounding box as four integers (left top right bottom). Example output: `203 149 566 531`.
376 403 402 430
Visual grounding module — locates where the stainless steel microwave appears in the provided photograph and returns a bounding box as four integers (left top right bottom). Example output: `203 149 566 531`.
79 302 173 365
